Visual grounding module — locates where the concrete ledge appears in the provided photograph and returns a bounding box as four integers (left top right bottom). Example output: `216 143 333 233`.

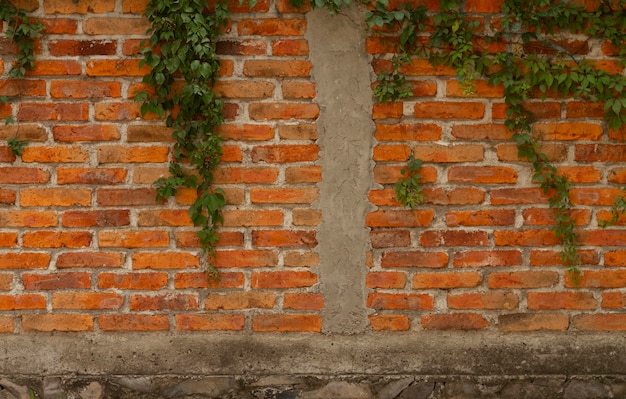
1 332 624 377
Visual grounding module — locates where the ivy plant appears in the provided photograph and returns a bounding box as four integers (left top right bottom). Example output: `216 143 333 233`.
138 0 229 277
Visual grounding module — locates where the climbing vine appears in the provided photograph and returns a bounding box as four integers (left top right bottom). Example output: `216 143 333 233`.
138 0 229 277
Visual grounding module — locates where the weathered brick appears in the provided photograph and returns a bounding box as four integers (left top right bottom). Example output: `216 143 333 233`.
498 313 569 332
22 146 89 163
367 292 433 310
284 293 324 310
83 18 150 35
573 314 626 331
375 123 442 141
99 314 169 331
52 292 123 310
420 230 489 247
56 252 124 269
381 251 449 268
215 250 278 268
252 314 322 332
446 210 515 226
205 292 276 310
238 18 306 36
176 314 245 331
414 102 485 119
528 292 597 310
22 272 90 290
98 231 169 248
0 210 56 228
57 168 127 185
18 102 88 121
130 294 198 311
251 144 319 162
453 250 522 267
252 230 317 247
20 188 91 207
0 253 50 269
448 292 518 310
48 39 117 56
272 39 309 56
369 314 409 331
251 271 317 288
413 272 483 289
422 313 489 330
22 314 94 332
174 272 244 289
23 231 92 248
448 166 518 184
98 272 168 290
413 145 484 162
244 60 312 77
0 294 46 310
366 210 434 227
488 271 560 288
249 103 319 120
50 80 121 98
132 252 199 270
283 251 319 267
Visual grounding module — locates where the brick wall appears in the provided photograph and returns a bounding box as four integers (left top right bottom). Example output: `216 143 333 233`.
0 0 624 336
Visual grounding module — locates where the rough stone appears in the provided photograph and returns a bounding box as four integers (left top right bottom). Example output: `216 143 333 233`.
300 381 373 399
500 381 544 399
0 379 29 399
563 379 612 399
79 382 104 399
250 376 302 387
43 377 64 399
444 381 480 399
397 381 436 399
110 377 155 393
162 377 237 398
377 377 414 399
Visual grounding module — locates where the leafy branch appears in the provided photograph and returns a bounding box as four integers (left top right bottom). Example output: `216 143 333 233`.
139 0 229 277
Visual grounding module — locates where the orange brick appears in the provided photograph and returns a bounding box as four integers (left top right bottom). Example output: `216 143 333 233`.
414 143 486 163
252 314 321 332
448 292 518 310
0 210 57 227
448 166 517 184
23 231 92 248
98 272 168 290
22 272 90 290
238 18 306 36
602 292 625 308
56 252 124 268
369 314 409 331
130 294 198 311
533 122 602 141
453 250 523 267
174 272 244 289
498 313 569 332
575 144 626 162
0 274 12 290
215 250 277 268
205 292 276 310
413 272 482 289
97 145 169 163
43 0 114 13
251 144 319 162
98 188 158 207
494 230 559 246
446 80 504 97
372 102 403 120
381 251 448 268
50 80 120 98
285 166 321 183
0 253 50 269
284 293 324 310
497 143 567 162
98 231 169 248
283 251 319 267
250 187 318 204
367 292 433 310
0 316 14 332
252 230 317 247
217 39 267 56
20 188 91 207
451 123 513 140
137 210 193 227
52 292 123 310
99 314 169 331
414 102 485 119
22 314 94 332
278 124 318 140
375 122 441 141
244 60 311 77
0 233 17 247
22 146 89 163
573 314 626 331
272 39 309 56
567 270 626 288
528 249 599 267
54 125 121 142
249 103 319 120
528 292 597 310
446 210 515 226
83 17 150 35
132 252 199 270
176 314 245 331
217 124 274 141
0 294 46 310
251 271 317 288
292 209 322 226
281 81 315 99
222 209 283 227
49 39 116 56
422 313 489 330
488 271 559 288
0 79 46 97
370 230 411 248
57 168 127 185
62 210 130 228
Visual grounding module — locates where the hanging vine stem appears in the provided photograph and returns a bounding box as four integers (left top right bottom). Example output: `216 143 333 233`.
138 0 229 277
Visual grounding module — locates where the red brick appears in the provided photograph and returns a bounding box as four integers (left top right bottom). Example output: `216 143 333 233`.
0 294 46 310
126 126 173 142
573 314 626 331
367 292 433 310
44 0 114 13
284 251 319 267
420 230 489 247
57 168 127 185
238 18 306 36
272 39 309 56
366 210 434 228
523 208 590 226
414 102 485 119
494 230 559 246
497 143 567 162
0 316 14 332
446 210 515 227
279 124 318 140
252 314 321 332
0 253 50 269
292 209 322 226
488 271 559 288
579 230 626 246
176 231 244 248
448 292 518 310
22 272 90 290
18 102 88 121
40 18 78 34
176 314 245 331
62 210 130 228
448 166 517 184
413 272 482 289
137 210 193 227
22 314 93 332
0 79 46 97
132 252 199 270
83 17 149 35
99 314 169 331
566 101 605 118
213 80 274 98
282 81 316 99
498 313 569 332
50 80 120 98
381 251 448 268
205 292 276 310
285 166 321 183
252 230 317 247
98 146 169 163
251 271 317 288
534 122 603 140
571 188 624 206
98 231 169 248
576 144 626 162
53 292 123 310
447 80 504 97
453 250 522 267
0 274 12 290
373 145 412 161
528 292 597 310
98 188 158 207
130 294 198 311
567 270 626 288
602 292 625 308
49 39 116 56
244 60 311 77
284 293 324 310
98 272 168 290
22 146 89 163
23 231 92 248
56 252 124 269
422 313 489 330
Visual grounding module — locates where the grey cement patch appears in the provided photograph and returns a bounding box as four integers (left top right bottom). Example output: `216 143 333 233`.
306 3 375 334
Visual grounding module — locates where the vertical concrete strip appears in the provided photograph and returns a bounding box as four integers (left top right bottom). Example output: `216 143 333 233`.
306 5 375 334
